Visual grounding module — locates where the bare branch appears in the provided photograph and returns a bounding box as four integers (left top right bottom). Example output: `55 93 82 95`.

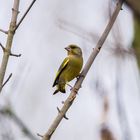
0 42 5 51
0 0 20 93
15 0 37 31
41 1 124 140
1 73 12 89
10 53 21 57
0 29 8 34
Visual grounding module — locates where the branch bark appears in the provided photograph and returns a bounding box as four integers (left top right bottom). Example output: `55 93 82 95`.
41 1 124 140
0 0 20 93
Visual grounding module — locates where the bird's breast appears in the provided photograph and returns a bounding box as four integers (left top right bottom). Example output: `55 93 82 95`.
60 55 83 82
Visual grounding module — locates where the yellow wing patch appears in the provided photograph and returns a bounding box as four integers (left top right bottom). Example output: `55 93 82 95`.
52 58 69 87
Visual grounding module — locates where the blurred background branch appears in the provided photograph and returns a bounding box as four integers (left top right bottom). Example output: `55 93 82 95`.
15 0 37 31
0 105 38 140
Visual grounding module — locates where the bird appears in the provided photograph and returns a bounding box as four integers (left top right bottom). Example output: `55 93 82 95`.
52 44 83 95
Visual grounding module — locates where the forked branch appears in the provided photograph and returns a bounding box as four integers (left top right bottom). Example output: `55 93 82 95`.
0 0 20 93
0 0 36 93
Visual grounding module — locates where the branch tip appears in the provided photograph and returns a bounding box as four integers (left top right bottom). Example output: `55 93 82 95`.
0 43 5 51
37 133 44 138
10 53 21 57
2 73 12 89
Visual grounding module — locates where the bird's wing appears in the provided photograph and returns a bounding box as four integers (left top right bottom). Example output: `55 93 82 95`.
52 57 69 87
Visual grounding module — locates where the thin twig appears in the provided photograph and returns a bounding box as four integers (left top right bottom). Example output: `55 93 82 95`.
42 1 124 140
0 42 5 51
37 133 43 138
15 0 37 31
0 29 8 34
2 73 12 89
10 53 21 57
57 18 114 48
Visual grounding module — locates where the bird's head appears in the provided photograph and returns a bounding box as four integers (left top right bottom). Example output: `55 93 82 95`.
65 44 82 56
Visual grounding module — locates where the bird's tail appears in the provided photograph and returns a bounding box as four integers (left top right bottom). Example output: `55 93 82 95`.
53 89 59 95
53 84 66 95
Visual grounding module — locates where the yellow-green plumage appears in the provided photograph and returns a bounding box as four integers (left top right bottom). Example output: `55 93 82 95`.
52 44 83 95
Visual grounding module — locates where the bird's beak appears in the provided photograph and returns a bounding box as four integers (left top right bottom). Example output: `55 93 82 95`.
65 47 71 52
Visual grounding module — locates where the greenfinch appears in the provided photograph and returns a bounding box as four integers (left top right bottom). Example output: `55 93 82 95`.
52 44 83 95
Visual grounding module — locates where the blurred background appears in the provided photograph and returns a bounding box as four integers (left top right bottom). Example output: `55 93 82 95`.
0 0 140 140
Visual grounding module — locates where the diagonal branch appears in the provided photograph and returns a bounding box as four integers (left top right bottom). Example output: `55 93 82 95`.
41 0 124 140
15 0 37 31
2 73 12 89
